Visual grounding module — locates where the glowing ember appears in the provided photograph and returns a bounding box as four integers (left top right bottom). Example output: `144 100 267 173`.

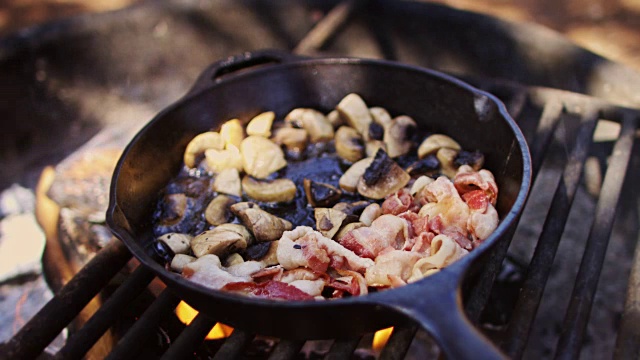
175 301 233 340
372 327 394 351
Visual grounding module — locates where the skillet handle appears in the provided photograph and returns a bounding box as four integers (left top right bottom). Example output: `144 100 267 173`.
372 271 507 360
187 49 303 95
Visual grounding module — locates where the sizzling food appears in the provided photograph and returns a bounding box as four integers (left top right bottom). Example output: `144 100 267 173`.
152 93 499 300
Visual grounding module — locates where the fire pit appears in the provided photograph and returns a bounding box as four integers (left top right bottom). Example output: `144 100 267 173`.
1 0 640 359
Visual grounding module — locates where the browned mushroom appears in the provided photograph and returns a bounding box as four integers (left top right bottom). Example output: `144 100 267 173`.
357 149 410 199
285 108 334 142
157 233 192 254
245 241 280 266
339 157 373 192
384 115 417 158
303 179 342 207
191 223 254 258
336 93 372 136
205 195 237 226
242 176 296 203
334 126 364 163
271 127 309 152
417 134 461 159
230 202 293 242
314 208 348 239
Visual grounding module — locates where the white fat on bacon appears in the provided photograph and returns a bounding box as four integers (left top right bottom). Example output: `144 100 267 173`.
182 254 265 290
277 226 374 273
340 214 412 259
407 234 468 283
468 203 499 242
289 279 326 297
418 176 470 235
365 249 423 287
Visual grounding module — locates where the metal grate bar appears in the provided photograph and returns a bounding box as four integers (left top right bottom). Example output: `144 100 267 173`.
160 313 216 359
502 107 599 359
555 114 638 359
614 210 640 359
529 100 564 177
293 0 365 55
3 240 132 360
106 289 180 360
212 329 254 360
267 339 306 360
379 326 419 360
325 337 362 360
54 265 156 359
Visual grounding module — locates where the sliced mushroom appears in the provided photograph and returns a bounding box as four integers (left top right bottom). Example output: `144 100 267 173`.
230 202 293 242
339 157 374 192
406 155 440 176
384 115 417 158
220 119 244 148
183 132 224 168
336 93 372 136
357 149 411 199
369 107 393 129
437 147 460 178
417 134 461 159
304 179 342 207
213 168 242 197
335 126 364 163
242 176 296 203
245 241 279 266
205 195 237 226
359 203 382 226
240 136 287 179
204 144 243 173
171 254 196 272
365 140 387 158
335 221 367 242
285 108 334 142
154 193 200 234
191 223 254 258
315 208 348 239
410 175 435 195
271 127 309 152
332 201 371 216
454 150 485 171
327 110 344 128
246 111 275 137
157 233 192 255
225 253 245 267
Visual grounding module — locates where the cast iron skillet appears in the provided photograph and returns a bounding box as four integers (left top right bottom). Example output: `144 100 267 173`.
107 50 531 359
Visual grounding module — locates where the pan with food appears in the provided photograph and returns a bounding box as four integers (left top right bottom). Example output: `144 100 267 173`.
107 50 531 359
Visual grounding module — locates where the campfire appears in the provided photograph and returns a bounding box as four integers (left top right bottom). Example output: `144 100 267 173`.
2 1 640 359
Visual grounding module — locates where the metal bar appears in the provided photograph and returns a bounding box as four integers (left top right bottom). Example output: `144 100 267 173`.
160 313 216 360
267 340 305 360
502 108 599 359
106 290 181 360
529 100 564 177
555 114 638 359
4 240 132 360
293 0 365 55
614 209 640 359
54 266 156 359
212 329 254 360
326 337 361 360
379 326 418 360
466 223 519 322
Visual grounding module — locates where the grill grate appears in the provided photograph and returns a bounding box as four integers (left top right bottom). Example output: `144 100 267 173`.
3 1 640 359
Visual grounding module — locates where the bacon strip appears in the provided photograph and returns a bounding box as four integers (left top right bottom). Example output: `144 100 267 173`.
222 280 314 301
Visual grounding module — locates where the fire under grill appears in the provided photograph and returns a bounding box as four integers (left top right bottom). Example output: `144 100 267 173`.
2 0 640 359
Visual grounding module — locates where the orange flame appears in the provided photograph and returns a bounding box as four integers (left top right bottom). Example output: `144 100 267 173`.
175 301 233 340
372 327 394 351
